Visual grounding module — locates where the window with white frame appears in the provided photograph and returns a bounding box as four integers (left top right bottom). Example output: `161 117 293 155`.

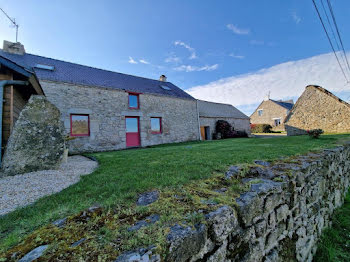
274 118 281 126
258 109 263 116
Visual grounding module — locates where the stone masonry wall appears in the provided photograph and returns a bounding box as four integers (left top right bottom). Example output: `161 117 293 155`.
199 117 251 139
250 100 289 131
40 81 200 153
286 86 350 136
117 143 350 262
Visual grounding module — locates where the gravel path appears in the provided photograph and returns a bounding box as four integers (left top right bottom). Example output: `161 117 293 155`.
0 155 98 216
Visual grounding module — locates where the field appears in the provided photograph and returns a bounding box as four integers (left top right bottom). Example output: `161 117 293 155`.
1 134 349 255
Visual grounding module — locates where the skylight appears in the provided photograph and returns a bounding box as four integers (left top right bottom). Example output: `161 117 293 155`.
160 85 171 91
34 64 55 71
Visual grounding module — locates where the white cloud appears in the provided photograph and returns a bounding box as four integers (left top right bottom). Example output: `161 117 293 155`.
250 40 264 45
139 59 150 64
291 11 301 24
229 53 245 59
174 41 197 59
174 64 219 72
187 52 350 114
128 56 138 64
226 24 250 35
165 53 181 63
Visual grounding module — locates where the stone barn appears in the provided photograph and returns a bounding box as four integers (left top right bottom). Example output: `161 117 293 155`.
198 100 251 140
285 85 350 135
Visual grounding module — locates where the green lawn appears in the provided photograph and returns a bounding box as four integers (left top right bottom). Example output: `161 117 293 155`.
0 134 349 253
314 190 350 262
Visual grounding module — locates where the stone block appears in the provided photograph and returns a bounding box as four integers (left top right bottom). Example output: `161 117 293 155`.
2 96 65 176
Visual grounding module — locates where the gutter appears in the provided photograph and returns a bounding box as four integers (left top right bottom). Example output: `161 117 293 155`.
0 80 29 166
196 99 201 140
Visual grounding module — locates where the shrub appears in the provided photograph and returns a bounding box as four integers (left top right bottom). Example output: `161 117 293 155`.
307 129 324 139
216 120 234 139
250 124 272 133
214 120 248 139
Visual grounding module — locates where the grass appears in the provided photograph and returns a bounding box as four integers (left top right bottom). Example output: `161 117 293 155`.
0 134 349 256
314 190 350 262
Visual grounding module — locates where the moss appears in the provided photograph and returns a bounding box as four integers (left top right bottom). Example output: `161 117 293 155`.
1 172 246 261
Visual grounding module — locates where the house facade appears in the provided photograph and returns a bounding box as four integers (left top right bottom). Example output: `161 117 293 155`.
0 41 199 153
285 85 350 135
250 98 294 131
198 100 251 140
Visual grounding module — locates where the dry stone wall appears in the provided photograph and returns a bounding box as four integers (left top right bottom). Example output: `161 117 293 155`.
116 143 350 262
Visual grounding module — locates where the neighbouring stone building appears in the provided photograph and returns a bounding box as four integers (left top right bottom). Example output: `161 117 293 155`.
0 41 203 155
250 97 294 131
198 100 251 140
285 85 350 136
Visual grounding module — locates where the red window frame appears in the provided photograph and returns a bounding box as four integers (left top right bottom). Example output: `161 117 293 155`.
151 117 162 134
128 92 140 109
70 114 90 137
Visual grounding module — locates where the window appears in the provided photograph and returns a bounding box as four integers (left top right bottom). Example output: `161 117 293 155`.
274 118 281 126
258 109 263 116
70 114 90 136
160 85 171 91
128 93 139 109
34 64 55 71
151 117 162 134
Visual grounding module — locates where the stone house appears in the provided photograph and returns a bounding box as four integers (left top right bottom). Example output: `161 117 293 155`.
198 100 251 140
285 85 350 135
250 98 294 131
0 41 200 153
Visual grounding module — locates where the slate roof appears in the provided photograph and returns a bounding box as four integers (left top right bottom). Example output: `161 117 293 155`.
198 100 249 119
0 49 194 100
270 99 294 110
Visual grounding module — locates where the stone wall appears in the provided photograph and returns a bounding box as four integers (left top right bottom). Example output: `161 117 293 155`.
199 117 251 139
286 85 350 136
40 81 200 153
117 143 350 262
250 100 290 131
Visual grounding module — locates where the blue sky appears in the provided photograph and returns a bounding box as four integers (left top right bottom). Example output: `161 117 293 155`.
1 0 350 114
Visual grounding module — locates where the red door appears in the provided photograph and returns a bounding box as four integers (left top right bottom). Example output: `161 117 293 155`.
126 116 140 147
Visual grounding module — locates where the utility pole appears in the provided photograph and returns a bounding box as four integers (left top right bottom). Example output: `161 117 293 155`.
0 7 19 42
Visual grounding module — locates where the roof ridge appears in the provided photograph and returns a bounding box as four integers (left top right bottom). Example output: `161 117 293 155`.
307 85 350 108
0 49 170 85
198 99 233 107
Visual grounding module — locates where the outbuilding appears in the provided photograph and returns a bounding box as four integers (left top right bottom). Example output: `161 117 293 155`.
197 100 251 140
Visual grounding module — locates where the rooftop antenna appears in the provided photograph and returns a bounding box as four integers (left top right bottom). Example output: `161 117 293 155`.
0 7 19 42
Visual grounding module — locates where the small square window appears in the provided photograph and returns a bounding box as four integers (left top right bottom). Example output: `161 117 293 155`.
274 118 281 126
70 114 90 136
129 93 139 109
258 109 263 116
151 117 162 134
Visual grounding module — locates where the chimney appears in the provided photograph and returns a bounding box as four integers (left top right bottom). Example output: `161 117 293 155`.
3 40 25 55
159 75 167 82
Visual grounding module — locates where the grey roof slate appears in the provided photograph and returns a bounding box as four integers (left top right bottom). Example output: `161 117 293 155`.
0 49 194 100
271 99 294 110
198 100 249 119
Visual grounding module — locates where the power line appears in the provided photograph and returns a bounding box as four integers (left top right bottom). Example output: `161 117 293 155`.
0 7 19 42
312 0 349 82
326 0 350 74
